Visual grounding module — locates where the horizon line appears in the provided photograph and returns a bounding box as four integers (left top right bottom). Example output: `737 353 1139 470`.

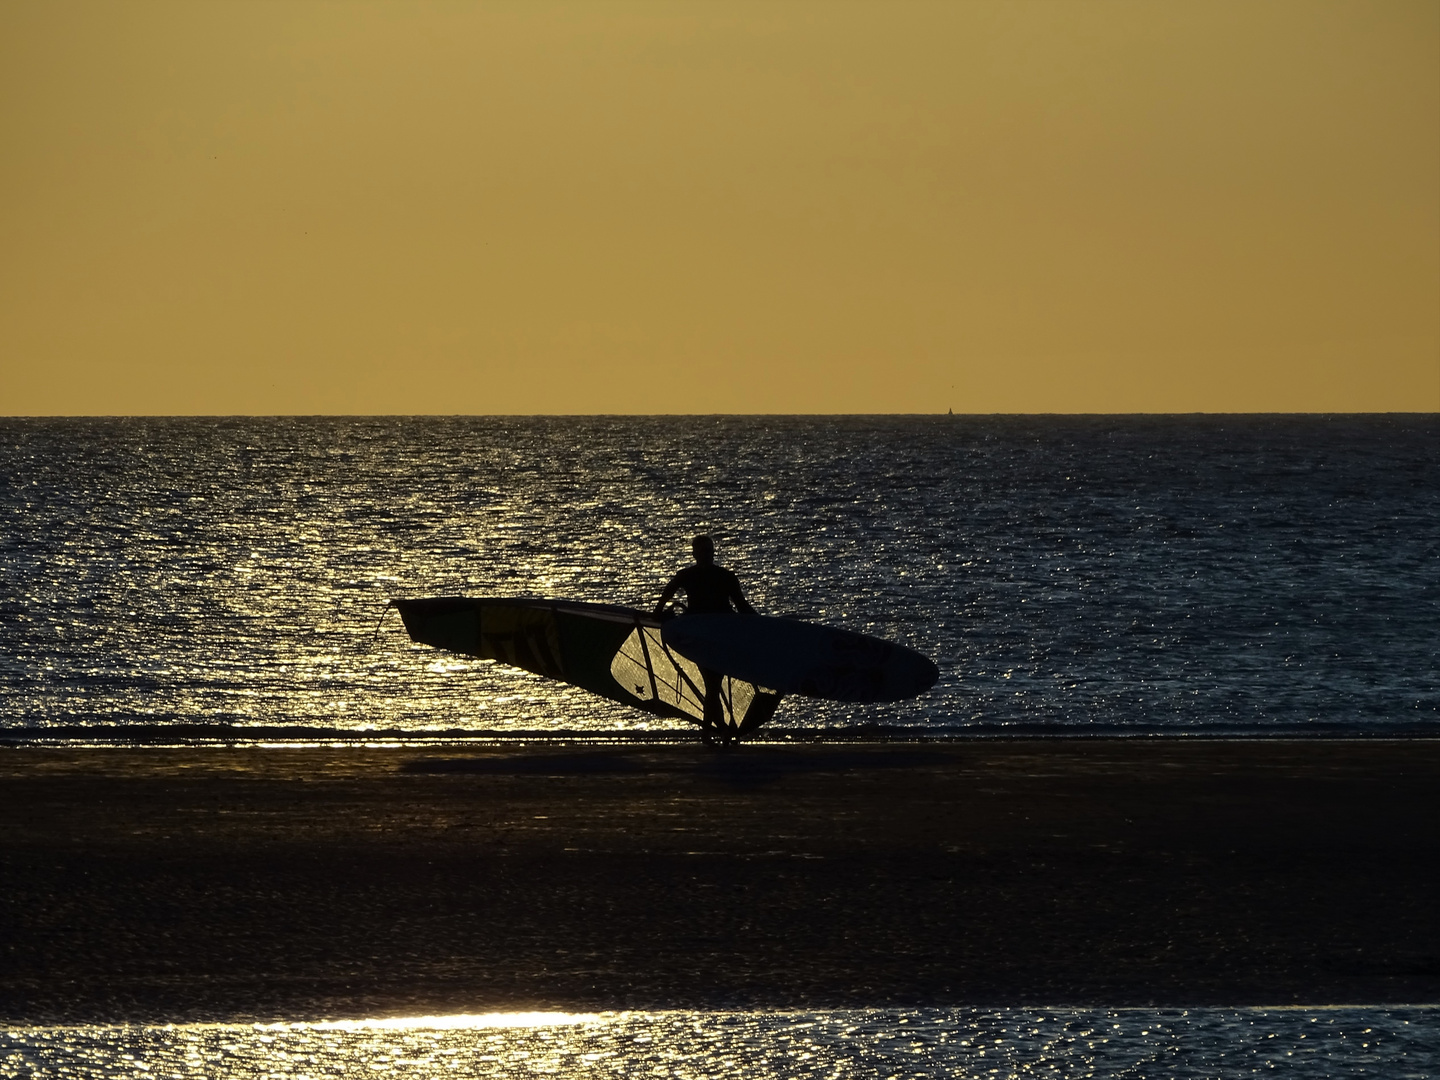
3 410 1437 421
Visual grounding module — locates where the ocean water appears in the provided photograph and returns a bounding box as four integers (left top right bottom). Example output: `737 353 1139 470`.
4 1008 1438 1079
1 415 1436 736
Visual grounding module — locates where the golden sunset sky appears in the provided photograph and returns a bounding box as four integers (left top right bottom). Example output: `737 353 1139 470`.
2 0 1436 414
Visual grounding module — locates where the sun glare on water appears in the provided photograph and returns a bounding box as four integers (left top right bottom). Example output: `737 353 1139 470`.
3 1008 1434 1077
298 1012 603 1031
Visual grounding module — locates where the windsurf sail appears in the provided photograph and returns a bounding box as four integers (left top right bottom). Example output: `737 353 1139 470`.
392 597 783 735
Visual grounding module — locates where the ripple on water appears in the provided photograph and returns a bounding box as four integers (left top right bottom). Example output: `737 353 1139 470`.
3 1007 1437 1078
1 415 1436 734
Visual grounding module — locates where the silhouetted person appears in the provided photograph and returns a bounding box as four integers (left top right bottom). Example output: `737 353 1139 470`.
655 535 755 619
654 535 755 744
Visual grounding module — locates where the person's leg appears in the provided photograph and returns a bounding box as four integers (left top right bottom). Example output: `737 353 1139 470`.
700 667 726 744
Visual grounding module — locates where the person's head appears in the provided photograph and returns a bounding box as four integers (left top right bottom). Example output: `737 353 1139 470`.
692 534 715 564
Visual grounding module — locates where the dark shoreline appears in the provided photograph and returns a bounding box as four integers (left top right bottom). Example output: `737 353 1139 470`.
5 722 1440 746
2 739 1437 1022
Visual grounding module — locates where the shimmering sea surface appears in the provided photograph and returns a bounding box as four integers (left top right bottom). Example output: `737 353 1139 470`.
3 1008 1437 1078
2 415 1436 736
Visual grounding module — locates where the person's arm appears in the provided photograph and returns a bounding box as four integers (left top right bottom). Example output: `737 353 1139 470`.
728 570 756 615
653 574 681 618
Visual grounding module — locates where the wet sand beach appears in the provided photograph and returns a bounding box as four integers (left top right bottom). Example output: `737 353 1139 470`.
1 739 1437 1022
